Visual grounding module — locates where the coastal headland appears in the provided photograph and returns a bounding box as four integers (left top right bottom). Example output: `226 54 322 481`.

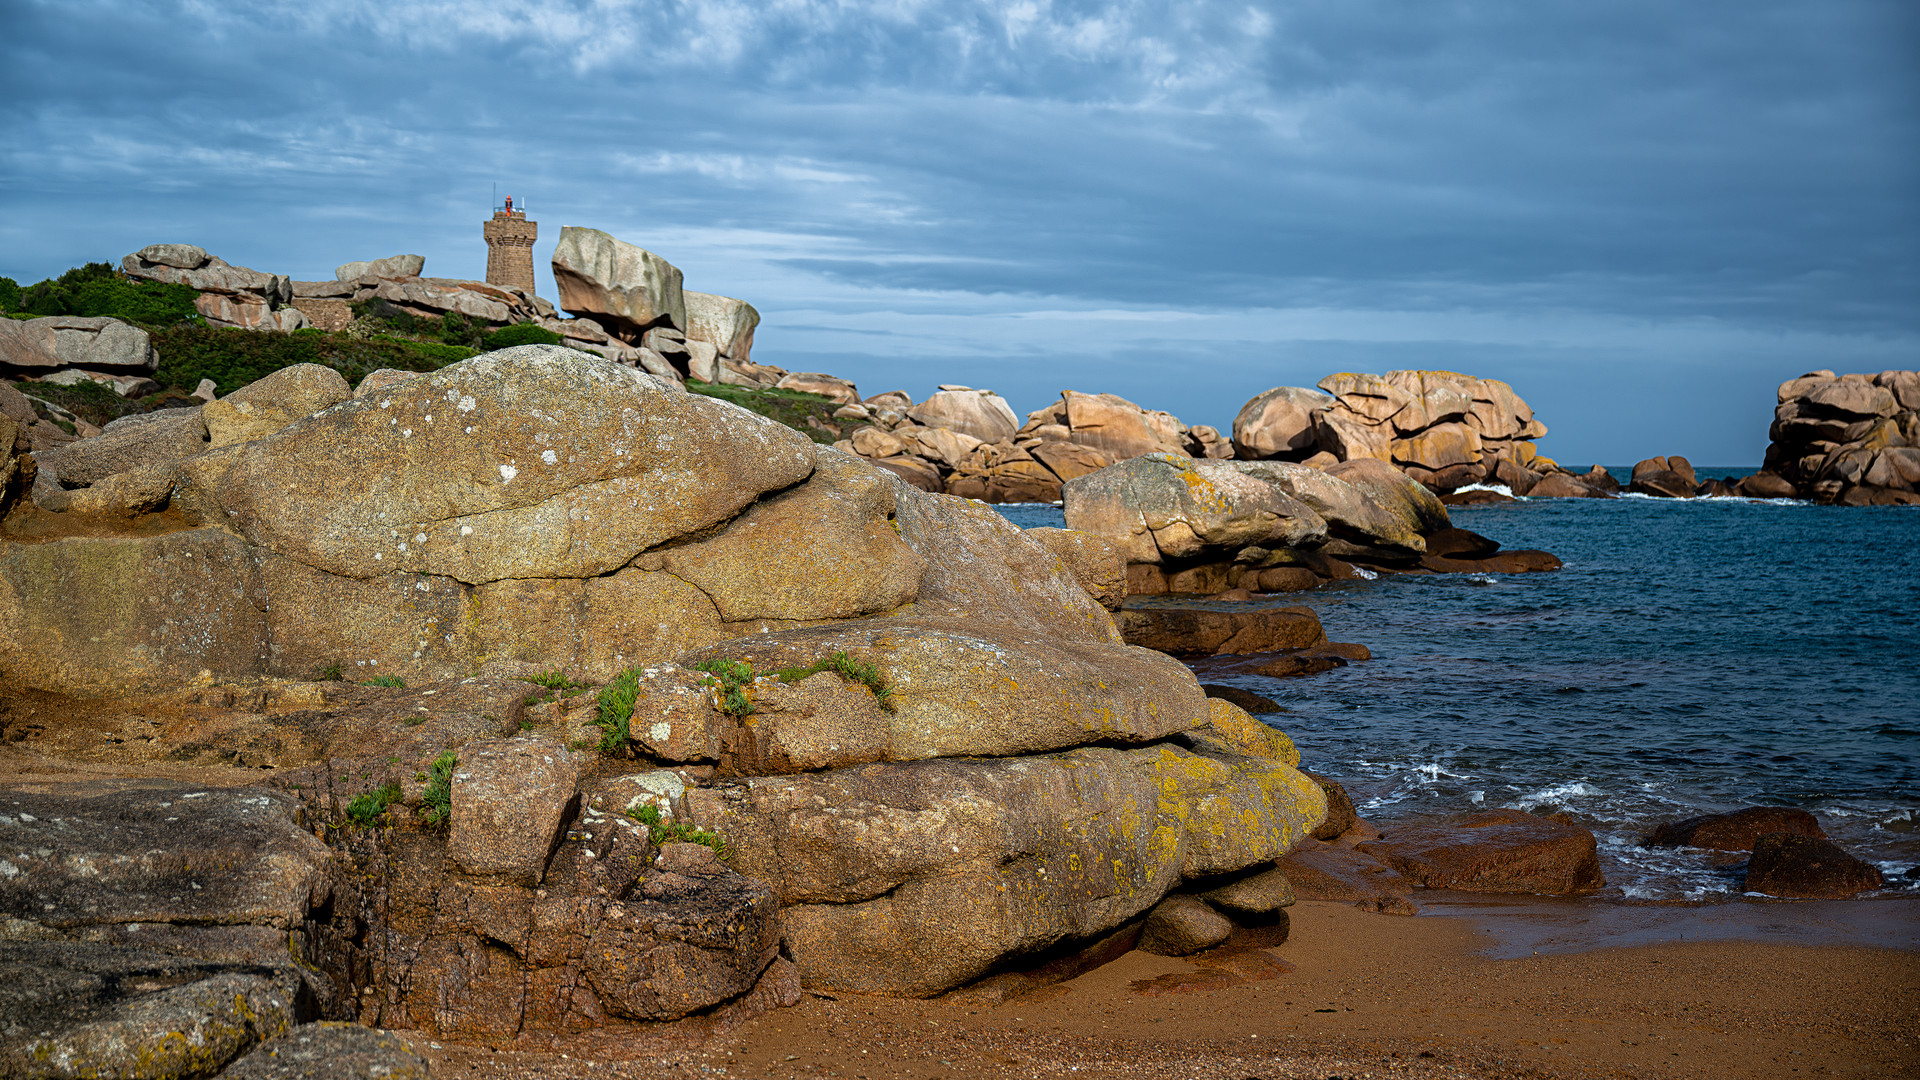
1 231 1914 1079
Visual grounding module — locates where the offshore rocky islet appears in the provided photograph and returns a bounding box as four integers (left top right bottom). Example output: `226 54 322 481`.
0 230 1909 1074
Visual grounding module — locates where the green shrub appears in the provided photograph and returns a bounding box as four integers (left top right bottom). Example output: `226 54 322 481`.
626 803 730 862
419 751 457 828
344 783 401 827
315 664 344 682
361 674 405 688
0 277 19 312
11 263 200 326
482 322 564 350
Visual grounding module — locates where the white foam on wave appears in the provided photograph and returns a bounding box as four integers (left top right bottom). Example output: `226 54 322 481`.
1449 482 1516 497
1508 780 1600 810
1352 566 1379 580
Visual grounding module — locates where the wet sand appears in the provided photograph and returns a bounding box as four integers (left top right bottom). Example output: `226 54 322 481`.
430 898 1920 1080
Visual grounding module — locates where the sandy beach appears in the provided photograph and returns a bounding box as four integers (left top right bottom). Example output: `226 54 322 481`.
428 899 1919 1080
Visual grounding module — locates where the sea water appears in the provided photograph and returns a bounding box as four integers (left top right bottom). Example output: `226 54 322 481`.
994 491 1920 900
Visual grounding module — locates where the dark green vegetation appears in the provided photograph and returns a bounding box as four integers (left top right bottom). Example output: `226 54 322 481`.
419 751 457 828
149 324 474 398
685 379 846 444
626 803 729 862
0 262 201 326
344 783 402 827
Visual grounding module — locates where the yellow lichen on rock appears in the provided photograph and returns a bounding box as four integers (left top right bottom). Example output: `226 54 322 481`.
1200 698 1301 766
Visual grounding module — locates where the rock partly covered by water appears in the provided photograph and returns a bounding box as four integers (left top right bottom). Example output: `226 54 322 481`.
0 344 1327 1055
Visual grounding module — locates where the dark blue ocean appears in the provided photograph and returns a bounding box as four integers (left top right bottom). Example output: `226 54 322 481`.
996 485 1920 900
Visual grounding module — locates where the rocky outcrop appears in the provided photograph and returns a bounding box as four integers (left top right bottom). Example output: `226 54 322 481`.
1 343 1326 1017
1755 369 1920 505
1060 453 1556 596
122 243 309 332
838 388 1239 505
1231 371 1549 493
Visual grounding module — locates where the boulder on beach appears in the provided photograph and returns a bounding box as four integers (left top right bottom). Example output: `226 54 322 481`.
1355 809 1605 895
1744 833 1884 899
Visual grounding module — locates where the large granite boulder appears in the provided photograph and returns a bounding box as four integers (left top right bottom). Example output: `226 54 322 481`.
684 290 760 361
335 254 425 281
1062 454 1327 565
1022 391 1188 461
906 387 1020 443
215 345 813 584
1232 386 1333 459
0 315 157 373
551 226 687 338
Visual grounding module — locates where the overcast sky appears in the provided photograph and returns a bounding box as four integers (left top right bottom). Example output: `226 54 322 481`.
4 0 1914 463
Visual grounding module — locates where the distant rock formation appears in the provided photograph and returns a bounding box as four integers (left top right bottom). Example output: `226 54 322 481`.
1231 370 1547 493
1750 369 1920 505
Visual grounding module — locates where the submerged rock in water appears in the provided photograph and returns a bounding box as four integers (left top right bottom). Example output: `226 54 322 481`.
1646 806 1827 852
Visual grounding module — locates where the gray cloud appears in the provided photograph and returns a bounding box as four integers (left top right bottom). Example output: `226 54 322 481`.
3 0 1913 462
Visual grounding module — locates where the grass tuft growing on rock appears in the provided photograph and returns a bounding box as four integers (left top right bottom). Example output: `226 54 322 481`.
774 650 896 712
626 803 730 863
592 666 641 753
361 674 405 688
695 659 757 716
419 751 456 828
344 783 401 827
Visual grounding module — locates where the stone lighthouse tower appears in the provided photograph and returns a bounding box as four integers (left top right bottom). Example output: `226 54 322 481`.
483 195 537 292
